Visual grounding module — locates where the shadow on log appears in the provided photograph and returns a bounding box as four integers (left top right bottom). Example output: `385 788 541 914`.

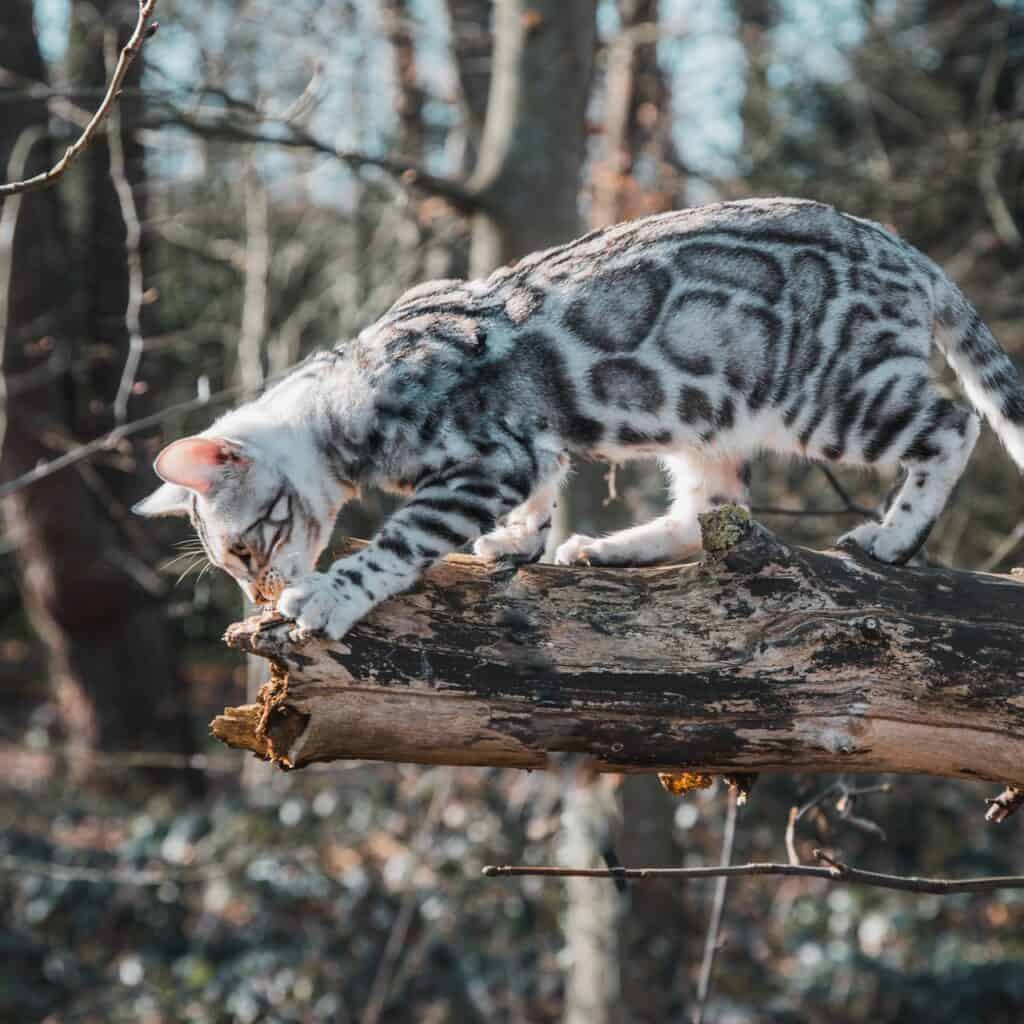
211 508 1024 796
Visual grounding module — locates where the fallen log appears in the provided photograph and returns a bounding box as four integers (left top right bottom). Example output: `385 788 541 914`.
211 508 1024 798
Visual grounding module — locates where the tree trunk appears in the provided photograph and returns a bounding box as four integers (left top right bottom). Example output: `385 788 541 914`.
212 509 1024 791
733 0 781 172
586 8 693 1012
383 0 427 160
446 0 493 173
591 0 681 228
466 0 597 275
447 7 613 1016
0 0 197 775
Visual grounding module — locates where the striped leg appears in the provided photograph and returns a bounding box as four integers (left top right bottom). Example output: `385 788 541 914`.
474 453 569 564
838 395 980 564
278 461 529 640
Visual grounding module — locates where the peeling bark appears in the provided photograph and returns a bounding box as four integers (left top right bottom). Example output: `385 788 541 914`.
212 510 1024 791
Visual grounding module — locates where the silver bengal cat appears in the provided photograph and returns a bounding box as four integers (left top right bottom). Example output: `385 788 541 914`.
136 199 1024 640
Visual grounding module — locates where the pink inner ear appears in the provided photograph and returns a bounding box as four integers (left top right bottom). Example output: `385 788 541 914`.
154 437 246 494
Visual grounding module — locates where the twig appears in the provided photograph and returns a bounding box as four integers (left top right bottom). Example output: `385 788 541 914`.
0 852 224 886
0 733 370 775
752 505 868 518
725 773 757 806
786 782 840 865
0 376 280 500
603 460 619 506
693 788 738 1024
104 29 147 425
0 739 238 774
835 788 888 841
974 26 1019 248
360 771 452 1024
481 859 1024 895
786 778 891 864
0 127 45 459
986 787 1024 823
818 465 880 521
0 0 159 197
978 521 1024 573
143 108 482 212
785 806 801 866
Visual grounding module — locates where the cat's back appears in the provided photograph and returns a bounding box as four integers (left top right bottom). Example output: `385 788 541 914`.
351 198 936 437
494 197 922 295
358 198 927 373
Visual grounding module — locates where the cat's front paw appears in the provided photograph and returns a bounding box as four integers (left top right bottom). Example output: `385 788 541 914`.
277 572 360 641
473 525 546 564
837 522 912 565
554 534 600 565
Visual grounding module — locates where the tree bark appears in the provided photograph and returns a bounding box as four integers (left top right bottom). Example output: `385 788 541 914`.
382 0 427 161
445 9 615 1017
445 0 493 173
590 0 682 229
212 509 1024 791
733 0 781 172
466 0 597 275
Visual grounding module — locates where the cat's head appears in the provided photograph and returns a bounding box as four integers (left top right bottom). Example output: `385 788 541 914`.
133 430 351 603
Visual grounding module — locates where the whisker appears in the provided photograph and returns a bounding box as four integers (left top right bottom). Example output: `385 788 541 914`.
160 550 205 571
175 556 208 587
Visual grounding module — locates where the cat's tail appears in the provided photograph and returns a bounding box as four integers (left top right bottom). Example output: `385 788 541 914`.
932 277 1024 471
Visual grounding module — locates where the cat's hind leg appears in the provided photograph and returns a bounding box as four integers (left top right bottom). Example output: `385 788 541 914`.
838 394 980 564
473 451 569 563
554 452 751 566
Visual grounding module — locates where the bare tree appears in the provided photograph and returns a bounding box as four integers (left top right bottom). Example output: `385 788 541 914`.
0 0 197 776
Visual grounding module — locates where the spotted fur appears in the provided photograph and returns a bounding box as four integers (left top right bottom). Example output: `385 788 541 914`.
136 198 1024 639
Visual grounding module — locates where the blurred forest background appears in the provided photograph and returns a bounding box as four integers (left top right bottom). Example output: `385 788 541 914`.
3 0 1024 1021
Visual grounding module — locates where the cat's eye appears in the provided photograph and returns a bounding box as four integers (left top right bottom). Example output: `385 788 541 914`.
228 542 253 567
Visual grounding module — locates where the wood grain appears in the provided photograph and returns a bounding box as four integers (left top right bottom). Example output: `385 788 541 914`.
211 510 1024 788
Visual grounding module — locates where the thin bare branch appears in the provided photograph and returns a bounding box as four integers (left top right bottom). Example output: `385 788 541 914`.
694 788 738 1024
978 520 1024 573
144 108 483 212
482 858 1024 895
786 778 892 864
752 504 867 518
786 781 840 866
986 786 1024 824
0 375 283 500
818 465 880 521
0 853 219 887
104 30 147 425
0 0 160 198
360 772 453 1024
0 127 45 459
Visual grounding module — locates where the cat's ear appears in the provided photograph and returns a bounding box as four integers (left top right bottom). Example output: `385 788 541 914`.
132 482 192 518
152 436 251 495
